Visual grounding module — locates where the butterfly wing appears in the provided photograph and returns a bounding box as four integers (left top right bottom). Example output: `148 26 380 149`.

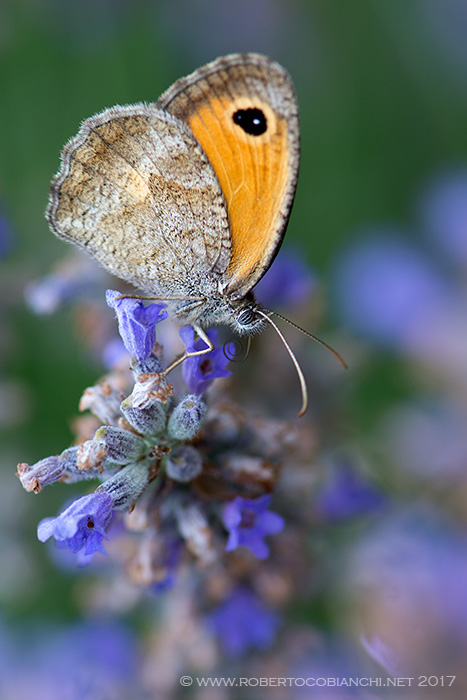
47 103 232 299
157 53 300 301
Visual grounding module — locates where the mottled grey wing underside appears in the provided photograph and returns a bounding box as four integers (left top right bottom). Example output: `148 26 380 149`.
47 103 232 298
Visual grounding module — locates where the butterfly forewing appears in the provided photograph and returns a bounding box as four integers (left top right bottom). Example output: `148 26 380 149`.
157 53 300 300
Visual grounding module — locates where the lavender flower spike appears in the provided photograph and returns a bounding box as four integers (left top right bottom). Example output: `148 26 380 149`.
106 289 168 362
37 492 114 557
223 494 284 559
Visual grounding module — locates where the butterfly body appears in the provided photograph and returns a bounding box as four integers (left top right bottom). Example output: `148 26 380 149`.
46 53 300 336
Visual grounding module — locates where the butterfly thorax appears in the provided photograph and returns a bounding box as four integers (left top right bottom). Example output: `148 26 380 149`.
171 290 267 336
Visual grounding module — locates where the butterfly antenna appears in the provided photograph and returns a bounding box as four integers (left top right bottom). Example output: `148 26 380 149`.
256 309 309 417
269 310 348 370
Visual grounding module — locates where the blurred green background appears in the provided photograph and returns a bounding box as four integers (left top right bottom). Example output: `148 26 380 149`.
1 0 467 620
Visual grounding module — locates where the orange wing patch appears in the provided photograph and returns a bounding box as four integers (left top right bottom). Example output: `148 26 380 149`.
186 96 290 296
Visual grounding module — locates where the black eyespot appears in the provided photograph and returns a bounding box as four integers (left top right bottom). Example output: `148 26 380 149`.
232 108 267 136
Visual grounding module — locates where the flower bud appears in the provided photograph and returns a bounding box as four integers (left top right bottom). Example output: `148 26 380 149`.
58 446 107 483
166 445 203 482
120 398 167 438
127 373 173 410
17 455 65 493
167 394 207 441
96 460 152 510
77 439 107 471
94 426 147 465
79 381 123 425
130 352 164 377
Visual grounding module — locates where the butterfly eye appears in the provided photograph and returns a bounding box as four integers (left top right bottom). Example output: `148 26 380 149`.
236 307 258 328
232 108 267 136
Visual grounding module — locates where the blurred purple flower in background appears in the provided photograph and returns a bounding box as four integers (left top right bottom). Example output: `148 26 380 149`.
418 169 467 264
327 171 467 689
150 537 181 593
209 587 279 656
254 249 316 310
345 508 467 676
331 224 467 385
380 399 467 482
332 230 453 347
25 257 108 315
0 619 138 700
315 462 386 521
101 336 130 370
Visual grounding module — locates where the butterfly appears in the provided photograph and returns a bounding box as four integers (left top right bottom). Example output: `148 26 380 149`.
47 53 340 415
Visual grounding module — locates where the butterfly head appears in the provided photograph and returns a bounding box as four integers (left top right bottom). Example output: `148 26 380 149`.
195 292 267 336
230 296 268 336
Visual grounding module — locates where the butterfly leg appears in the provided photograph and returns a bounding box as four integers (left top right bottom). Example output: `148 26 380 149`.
163 325 214 375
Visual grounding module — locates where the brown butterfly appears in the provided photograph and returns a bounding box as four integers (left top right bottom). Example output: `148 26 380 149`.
47 53 344 415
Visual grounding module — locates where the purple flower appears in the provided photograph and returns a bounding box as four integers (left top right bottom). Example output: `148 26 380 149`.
180 326 231 394
26 257 106 314
332 231 453 347
37 492 114 558
254 249 316 309
102 337 130 370
209 587 279 656
418 169 467 264
347 508 467 663
382 400 467 481
223 494 284 559
316 462 386 521
0 619 137 700
46 621 137 699
151 537 181 593
106 289 168 362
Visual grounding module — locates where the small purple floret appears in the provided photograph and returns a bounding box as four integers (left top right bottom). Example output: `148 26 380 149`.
209 587 279 655
180 326 231 395
223 494 284 559
106 289 168 362
37 492 114 558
